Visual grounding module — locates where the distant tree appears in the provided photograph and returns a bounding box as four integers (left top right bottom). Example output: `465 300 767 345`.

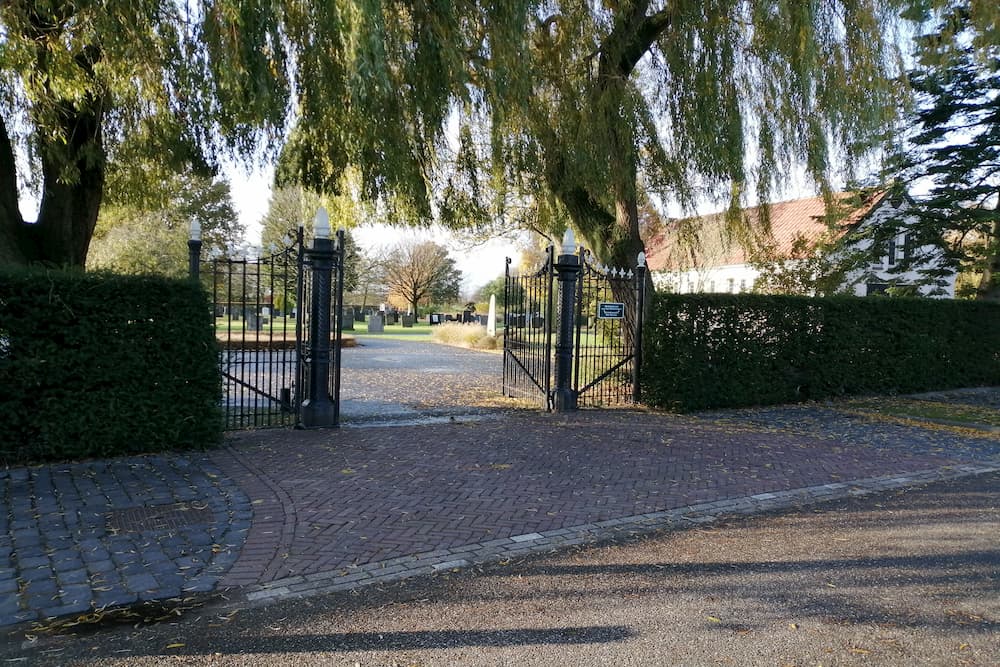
384 241 461 316
88 174 242 277
878 2 1000 300
749 234 858 297
476 276 506 304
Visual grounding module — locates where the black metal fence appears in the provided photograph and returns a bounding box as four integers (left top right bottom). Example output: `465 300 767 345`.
502 247 555 409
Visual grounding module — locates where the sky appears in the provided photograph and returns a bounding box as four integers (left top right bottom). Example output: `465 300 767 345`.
225 162 523 297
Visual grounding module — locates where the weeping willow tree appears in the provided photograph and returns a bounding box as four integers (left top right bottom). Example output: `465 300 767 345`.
439 1 914 272
2 2 917 271
0 1 535 266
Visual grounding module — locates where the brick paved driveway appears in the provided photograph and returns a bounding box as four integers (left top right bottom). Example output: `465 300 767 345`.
212 407 1000 587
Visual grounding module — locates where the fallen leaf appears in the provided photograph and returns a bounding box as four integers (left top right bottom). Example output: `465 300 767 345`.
165 643 185 649
706 616 722 623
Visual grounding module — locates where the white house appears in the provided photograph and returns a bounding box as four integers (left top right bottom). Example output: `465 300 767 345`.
645 191 957 298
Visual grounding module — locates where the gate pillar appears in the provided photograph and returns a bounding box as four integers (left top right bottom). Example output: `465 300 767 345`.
300 208 339 428
553 230 581 412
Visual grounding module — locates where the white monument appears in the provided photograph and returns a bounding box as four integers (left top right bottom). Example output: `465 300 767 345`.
486 294 497 337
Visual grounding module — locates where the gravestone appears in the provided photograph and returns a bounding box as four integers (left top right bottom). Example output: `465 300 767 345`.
245 309 263 331
341 307 355 331
402 314 414 328
367 313 384 333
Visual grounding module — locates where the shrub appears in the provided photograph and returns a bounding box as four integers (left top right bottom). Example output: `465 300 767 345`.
0 268 222 464
431 322 502 350
643 293 1000 412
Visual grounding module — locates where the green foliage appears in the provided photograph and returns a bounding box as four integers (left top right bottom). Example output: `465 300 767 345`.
259 186 362 291
643 293 1000 412
878 2 1000 300
444 2 909 269
88 173 243 277
749 234 860 296
0 268 222 464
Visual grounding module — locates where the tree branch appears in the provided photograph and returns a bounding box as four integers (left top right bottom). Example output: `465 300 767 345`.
598 3 674 82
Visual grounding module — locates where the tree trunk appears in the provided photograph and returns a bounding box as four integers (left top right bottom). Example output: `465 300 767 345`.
0 116 34 266
0 28 105 268
32 94 106 267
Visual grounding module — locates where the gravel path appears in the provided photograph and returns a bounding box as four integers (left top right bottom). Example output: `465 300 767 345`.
339 338 508 422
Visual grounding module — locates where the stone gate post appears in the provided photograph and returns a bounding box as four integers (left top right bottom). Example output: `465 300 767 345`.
552 229 581 412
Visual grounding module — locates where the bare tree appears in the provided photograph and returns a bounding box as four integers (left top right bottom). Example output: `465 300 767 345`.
384 241 461 316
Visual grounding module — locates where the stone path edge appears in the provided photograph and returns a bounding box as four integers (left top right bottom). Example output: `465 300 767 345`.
238 459 1000 606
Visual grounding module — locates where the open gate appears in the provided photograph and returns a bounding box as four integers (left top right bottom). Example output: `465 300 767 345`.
501 248 556 408
502 238 645 411
197 225 345 429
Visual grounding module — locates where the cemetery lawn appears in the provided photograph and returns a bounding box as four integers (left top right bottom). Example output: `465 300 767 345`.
351 321 435 342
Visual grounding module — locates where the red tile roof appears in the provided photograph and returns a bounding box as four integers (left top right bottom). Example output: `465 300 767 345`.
645 191 888 272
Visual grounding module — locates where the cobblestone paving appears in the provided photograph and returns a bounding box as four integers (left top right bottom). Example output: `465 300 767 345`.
0 455 249 626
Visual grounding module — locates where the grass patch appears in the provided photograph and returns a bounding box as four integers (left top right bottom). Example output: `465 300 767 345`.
848 398 1000 428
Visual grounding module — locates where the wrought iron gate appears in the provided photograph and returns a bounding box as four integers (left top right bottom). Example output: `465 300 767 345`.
501 248 556 408
196 225 345 429
502 237 645 411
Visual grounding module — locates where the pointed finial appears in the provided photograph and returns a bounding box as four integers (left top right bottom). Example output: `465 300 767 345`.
637 251 646 268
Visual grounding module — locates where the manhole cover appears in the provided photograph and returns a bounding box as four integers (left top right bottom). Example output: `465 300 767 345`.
106 502 213 533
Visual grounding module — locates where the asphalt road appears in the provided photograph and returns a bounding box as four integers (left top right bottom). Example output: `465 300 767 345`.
5 471 996 666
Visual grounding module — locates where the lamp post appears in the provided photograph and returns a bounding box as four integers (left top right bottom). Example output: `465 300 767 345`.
300 207 338 428
188 220 202 281
552 229 581 412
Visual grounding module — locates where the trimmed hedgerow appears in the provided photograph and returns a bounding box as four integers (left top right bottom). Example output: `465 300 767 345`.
0 268 222 464
642 293 1000 412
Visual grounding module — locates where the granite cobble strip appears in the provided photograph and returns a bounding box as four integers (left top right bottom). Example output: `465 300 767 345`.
237 461 1000 609
0 454 251 628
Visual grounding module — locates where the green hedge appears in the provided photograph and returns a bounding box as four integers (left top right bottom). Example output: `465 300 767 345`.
643 293 1000 412
0 268 222 464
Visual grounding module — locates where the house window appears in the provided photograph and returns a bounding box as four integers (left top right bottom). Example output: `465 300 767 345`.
887 237 897 266
727 278 735 293
708 280 716 293
902 234 913 262
739 279 747 292
866 282 889 296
